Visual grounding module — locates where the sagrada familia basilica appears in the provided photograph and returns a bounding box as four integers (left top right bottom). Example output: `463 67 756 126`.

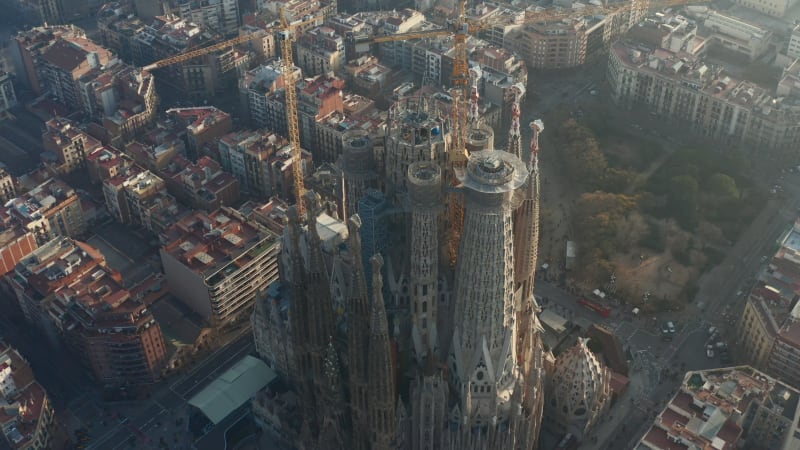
251 85 612 449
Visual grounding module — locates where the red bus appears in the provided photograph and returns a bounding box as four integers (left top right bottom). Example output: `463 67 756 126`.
578 297 611 318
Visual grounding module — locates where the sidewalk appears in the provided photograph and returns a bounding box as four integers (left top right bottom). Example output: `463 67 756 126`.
578 369 650 450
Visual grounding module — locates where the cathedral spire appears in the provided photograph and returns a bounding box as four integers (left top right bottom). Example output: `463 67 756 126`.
507 84 525 159
367 254 397 450
317 338 348 450
345 215 371 450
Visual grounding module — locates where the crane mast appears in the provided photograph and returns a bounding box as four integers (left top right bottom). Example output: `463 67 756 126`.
138 0 696 229
278 12 306 218
446 0 471 268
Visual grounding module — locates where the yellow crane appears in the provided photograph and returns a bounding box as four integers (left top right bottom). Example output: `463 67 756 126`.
140 0 696 225
349 0 696 265
143 12 321 217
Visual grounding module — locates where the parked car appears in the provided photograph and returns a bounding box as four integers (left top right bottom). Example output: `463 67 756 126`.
706 346 715 358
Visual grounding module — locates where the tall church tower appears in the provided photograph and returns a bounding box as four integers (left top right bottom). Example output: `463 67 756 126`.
450 150 529 425
285 196 338 431
408 161 443 363
513 121 547 449
345 215 371 450
367 254 398 449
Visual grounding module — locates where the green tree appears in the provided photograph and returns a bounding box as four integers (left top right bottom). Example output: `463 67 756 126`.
668 175 699 230
559 119 608 188
706 173 739 201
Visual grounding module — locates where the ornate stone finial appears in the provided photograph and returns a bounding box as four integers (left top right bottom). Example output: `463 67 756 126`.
323 337 340 390
304 190 322 223
370 254 384 283
346 215 363 256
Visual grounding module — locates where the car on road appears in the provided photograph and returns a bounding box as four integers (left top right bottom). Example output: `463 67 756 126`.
661 322 673 341
667 321 676 334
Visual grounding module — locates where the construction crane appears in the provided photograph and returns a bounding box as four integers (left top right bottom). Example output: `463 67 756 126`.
142 12 322 217
350 0 697 264
142 13 323 71
139 0 697 223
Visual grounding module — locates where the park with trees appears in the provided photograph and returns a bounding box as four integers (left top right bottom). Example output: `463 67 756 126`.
547 115 764 312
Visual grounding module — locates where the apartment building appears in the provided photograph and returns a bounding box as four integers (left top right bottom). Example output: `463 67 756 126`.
48 264 168 385
789 25 800 60
508 1 644 70
0 343 59 450
296 74 345 155
0 72 18 113
177 0 239 36
97 2 146 61
162 156 240 211
142 193 191 235
38 36 113 110
132 15 248 99
466 2 524 49
6 178 85 245
245 71 344 161
86 145 132 184
166 107 233 157
92 65 159 146
6 237 104 343
240 61 299 129
14 26 157 146
237 197 289 235
159 209 281 322
123 170 168 228
703 11 772 61
11 25 85 95
638 367 800 450
41 118 102 177
125 138 185 173
313 109 387 163
732 0 798 18
738 219 800 389
217 130 291 198
239 25 276 62
35 0 64 25
0 229 38 277
608 40 800 152
513 19 587 69
296 26 345 76
345 56 393 97
0 167 16 204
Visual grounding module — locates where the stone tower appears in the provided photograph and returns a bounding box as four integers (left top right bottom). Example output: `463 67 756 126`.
547 338 611 440
514 120 547 450
345 215 371 450
506 83 526 159
385 96 450 198
513 120 544 351
285 194 338 430
465 66 494 154
410 372 448 450
450 150 528 425
341 130 378 219
407 161 443 363
367 254 397 450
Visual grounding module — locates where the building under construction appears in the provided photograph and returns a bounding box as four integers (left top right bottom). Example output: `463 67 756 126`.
384 96 451 199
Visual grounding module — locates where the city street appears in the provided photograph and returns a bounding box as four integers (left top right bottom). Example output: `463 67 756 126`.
87 329 254 450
